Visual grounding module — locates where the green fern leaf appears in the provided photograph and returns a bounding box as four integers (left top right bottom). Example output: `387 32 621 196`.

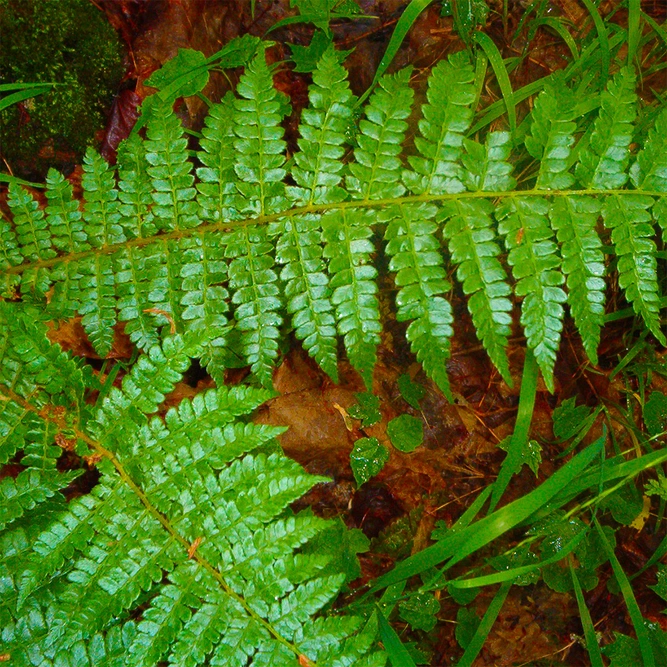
180 233 230 381
347 67 413 201
403 51 475 195
276 48 354 382
226 49 289 386
631 105 667 193
46 167 88 253
114 245 161 349
631 105 667 245
440 198 512 383
145 98 200 231
82 148 125 246
117 132 156 238
289 45 354 207
549 196 605 364
0 212 22 273
525 77 577 190
497 197 566 391
2 329 382 666
232 48 289 216
575 67 637 190
332 68 413 387
196 93 237 223
0 469 81 532
385 202 454 398
602 194 665 344
7 182 54 262
276 213 338 381
462 131 516 192
226 225 282 387
78 254 117 356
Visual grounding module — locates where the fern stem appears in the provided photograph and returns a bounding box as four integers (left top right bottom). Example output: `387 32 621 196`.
6 189 665 278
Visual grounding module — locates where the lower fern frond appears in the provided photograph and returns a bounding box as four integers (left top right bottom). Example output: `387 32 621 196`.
0 307 385 667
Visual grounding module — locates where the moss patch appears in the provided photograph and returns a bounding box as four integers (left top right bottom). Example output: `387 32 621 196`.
0 0 123 177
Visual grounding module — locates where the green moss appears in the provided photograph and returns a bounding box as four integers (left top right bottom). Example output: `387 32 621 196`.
0 0 123 177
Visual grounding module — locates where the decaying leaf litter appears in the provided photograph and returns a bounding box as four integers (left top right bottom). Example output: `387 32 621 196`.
2 0 667 665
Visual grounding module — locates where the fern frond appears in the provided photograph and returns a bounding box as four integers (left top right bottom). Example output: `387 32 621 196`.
525 76 577 190
7 182 53 262
117 132 156 238
602 194 665 344
1 325 383 666
385 202 454 398
332 69 413 387
289 45 354 207
232 48 289 216
226 225 282 387
631 106 667 243
549 196 605 363
0 468 81 532
196 93 237 222
2 49 667 396
82 148 125 246
403 51 475 195
46 167 87 252
145 98 200 232
462 131 516 192
275 47 353 382
575 67 637 190
347 68 413 201
78 254 117 356
497 197 566 391
440 198 513 383
180 233 230 382
225 49 289 386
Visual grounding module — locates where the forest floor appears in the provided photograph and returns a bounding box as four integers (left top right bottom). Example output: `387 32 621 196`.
5 0 667 664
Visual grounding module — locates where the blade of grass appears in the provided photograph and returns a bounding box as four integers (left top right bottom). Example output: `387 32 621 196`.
452 486 493 530
470 29 623 135
455 581 512 667
472 51 488 112
0 174 46 188
358 0 435 105
533 17 579 61
378 607 417 667
473 32 516 136
371 435 604 590
570 558 604 667
543 447 667 515
580 0 610 82
449 529 588 589
642 12 667 49
490 350 538 511
0 85 54 112
627 0 641 67
633 531 667 578
595 518 654 667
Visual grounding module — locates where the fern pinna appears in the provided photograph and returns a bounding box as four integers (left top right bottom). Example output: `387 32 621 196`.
0 303 385 666
2 45 667 395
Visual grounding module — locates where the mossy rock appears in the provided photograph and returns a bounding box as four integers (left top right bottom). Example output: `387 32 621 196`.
0 0 123 178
